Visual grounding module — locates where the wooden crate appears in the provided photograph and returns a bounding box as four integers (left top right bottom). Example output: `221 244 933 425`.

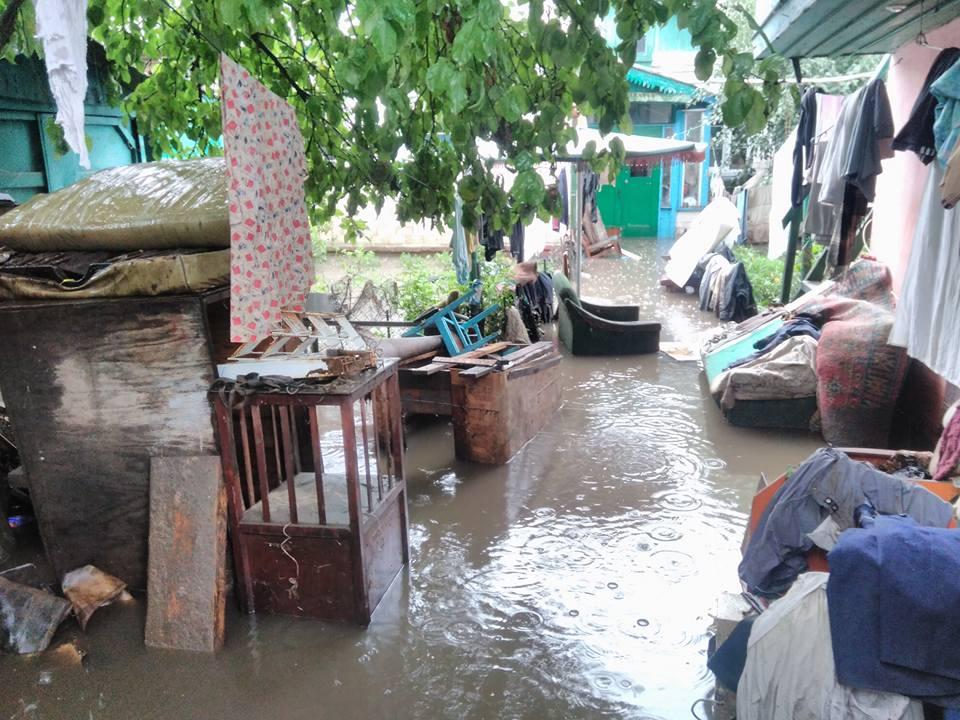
449 351 562 465
211 361 408 625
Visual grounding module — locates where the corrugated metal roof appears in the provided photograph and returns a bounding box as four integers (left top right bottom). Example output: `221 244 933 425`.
756 0 960 57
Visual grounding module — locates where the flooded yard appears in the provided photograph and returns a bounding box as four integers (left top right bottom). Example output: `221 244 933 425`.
1 238 823 719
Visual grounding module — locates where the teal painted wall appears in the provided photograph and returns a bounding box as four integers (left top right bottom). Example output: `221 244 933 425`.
0 46 145 202
651 18 695 56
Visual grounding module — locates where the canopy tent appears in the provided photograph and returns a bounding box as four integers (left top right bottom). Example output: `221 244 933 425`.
556 127 706 164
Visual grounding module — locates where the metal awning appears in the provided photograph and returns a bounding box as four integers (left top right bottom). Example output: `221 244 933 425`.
755 0 960 58
556 128 706 163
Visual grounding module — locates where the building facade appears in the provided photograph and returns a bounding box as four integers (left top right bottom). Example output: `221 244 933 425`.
595 18 712 238
0 45 146 203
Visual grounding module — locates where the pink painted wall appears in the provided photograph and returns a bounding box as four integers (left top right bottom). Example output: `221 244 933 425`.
872 17 960 292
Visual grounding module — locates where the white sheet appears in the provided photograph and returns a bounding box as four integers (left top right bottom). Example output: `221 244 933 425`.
889 165 960 387
34 0 90 169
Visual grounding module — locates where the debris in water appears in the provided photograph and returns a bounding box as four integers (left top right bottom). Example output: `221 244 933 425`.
61 566 128 630
0 576 71 654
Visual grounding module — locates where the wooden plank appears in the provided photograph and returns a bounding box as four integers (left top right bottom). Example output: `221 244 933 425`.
503 341 553 364
408 362 451 376
398 349 440 367
146 456 226 653
0 295 219 589
432 356 500 367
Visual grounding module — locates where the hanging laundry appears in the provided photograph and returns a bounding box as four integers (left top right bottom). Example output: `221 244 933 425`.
889 164 960 387
220 55 315 342
893 48 960 164
34 0 90 169
478 215 504 261
509 220 525 262
791 87 821 208
817 78 894 268
450 193 469 284
941 142 960 208
739 447 953 597
802 93 844 242
557 168 569 227
828 514 960 707
932 400 960 482
737 572 922 720
581 170 601 223
931 58 960 163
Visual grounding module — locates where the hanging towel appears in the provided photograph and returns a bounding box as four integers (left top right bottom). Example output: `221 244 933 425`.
893 48 960 164
931 58 960 163
34 0 90 169
220 55 315 342
791 87 821 208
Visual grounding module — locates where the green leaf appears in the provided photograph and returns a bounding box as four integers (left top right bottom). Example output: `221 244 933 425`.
694 48 716 82
371 17 398 56
425 58 456 95
217 0 242 27
494 85 527 123
452 18 486 64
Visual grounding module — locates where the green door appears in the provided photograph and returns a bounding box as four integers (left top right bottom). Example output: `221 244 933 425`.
596 126 662 237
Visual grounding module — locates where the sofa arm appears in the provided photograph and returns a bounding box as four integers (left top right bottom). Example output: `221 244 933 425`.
580 299 640 322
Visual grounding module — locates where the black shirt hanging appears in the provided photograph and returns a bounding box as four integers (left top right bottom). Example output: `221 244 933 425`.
893 48 960 164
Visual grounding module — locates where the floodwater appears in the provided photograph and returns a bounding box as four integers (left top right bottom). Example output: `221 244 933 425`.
1 238 823 720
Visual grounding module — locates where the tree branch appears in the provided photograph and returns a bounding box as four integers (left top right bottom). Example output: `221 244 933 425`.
0 0 26 53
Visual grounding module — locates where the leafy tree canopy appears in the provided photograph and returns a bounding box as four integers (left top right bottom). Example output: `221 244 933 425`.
5 0 783 233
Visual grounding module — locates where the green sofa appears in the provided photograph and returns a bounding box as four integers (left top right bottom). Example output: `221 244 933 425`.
553 272 661 355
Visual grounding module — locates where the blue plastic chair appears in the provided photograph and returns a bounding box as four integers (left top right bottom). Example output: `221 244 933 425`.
402 282 500 356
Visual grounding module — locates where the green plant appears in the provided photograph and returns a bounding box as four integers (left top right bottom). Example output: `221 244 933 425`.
395 252 515 330
734 244 790 309
734 243 825 308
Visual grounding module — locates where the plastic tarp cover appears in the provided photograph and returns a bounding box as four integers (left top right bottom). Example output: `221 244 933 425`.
0 249 229 300
663 198 740 289
0 159 229 253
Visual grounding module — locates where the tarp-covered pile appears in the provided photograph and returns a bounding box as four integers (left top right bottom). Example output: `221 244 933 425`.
0 159 230 299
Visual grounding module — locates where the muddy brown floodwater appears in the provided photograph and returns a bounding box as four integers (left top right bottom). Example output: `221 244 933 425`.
1 238 823 720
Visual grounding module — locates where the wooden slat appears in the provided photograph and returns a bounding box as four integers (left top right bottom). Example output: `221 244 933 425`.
398 349 440 367
359 398 374 512
213 401 255 611
408 362 451 376
238 410 257 507
278 407 299 524
309 406 327 524
250 407 272 523
432 356 500 367
340 400 371 623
